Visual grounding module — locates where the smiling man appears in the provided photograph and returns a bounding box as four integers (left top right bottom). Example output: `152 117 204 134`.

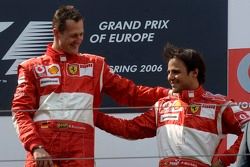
11 5 168 167
95 43 250 167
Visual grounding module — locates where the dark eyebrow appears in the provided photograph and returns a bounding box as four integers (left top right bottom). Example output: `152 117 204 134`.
167 69 180 74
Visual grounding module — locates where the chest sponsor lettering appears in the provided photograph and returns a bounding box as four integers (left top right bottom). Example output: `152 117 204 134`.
40 78 60 87
200 104 216 119
67 63 93 77
160 113 179 121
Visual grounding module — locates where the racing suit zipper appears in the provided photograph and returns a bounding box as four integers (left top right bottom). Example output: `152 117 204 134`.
60 55 67 110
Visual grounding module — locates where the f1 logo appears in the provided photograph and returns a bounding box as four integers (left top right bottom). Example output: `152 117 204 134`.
1 21 53 75
0 22 13 32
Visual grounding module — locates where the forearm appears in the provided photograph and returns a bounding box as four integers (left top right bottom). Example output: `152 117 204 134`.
94 110 156 139
103 63 168 107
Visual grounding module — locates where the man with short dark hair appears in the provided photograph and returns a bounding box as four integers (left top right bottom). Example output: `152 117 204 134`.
95 43 250 167
11 5 168 167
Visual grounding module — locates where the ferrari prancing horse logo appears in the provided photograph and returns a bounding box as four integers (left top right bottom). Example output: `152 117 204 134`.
68 64 79 75
190 104 199 113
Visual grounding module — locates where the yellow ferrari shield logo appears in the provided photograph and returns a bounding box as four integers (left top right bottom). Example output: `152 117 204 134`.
68 64 78 75
190 104 199 113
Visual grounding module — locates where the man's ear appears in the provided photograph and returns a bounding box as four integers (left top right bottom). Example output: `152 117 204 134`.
53 28 59 38
192 68 199 78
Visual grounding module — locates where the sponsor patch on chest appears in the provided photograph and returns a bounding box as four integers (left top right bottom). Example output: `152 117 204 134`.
40 78 60 87
34 64 61 77
160 113 179 121
67 63 93 77
200 104 216 119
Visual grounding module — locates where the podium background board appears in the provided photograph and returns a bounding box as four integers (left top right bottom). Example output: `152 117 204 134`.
0 0 228 114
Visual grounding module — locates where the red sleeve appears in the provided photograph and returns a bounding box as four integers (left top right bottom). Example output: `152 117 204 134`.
102 61 168 107
217 103 249 166
12 63 43 152
94 108 157 139
222 103 249 135
214 133 243 166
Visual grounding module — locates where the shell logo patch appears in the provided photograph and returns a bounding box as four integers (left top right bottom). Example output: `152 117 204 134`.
171 100 184 112
48 65 59 75
34 64 61 77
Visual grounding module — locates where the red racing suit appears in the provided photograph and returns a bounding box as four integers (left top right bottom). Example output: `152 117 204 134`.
12 44 168 167
95 86 250 167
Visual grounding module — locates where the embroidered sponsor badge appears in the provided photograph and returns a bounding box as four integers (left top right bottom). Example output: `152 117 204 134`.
159 101 171 114
171 100 183 112
35 65 46 77
66 63 93 77
200 104 216 119
234 111 250 124
80 63 93 77
57 123 69 128
41 122 49 129
40 78 60 87
34 64 61 77
160 113 179 121
68 64 79 75
46 64 61 76
190 104 199 114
